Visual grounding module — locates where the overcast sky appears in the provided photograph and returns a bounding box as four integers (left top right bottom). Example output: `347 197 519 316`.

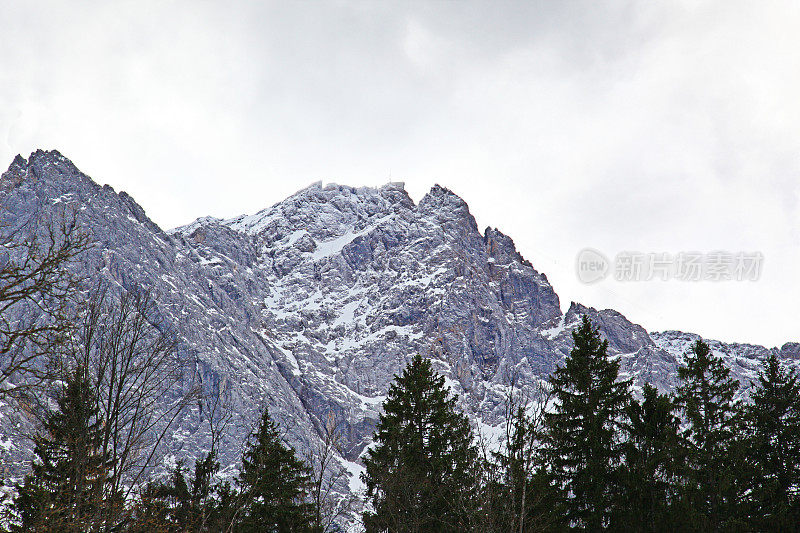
2 0 798 347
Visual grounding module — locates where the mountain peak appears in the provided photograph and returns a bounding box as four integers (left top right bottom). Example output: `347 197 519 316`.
1 154 28 190
419 184 479 233
28 148 66 161
423 183 465 203
1 148 102 196
11 153 26 168
220 180 413 238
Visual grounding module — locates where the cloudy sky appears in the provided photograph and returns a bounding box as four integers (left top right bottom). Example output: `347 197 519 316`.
2 0 798 347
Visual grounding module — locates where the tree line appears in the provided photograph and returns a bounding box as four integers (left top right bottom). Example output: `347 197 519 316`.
359 317 800 532
2 218 800 531
4 359 343 532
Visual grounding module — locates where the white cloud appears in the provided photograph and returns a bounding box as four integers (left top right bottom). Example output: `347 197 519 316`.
1 0 798 346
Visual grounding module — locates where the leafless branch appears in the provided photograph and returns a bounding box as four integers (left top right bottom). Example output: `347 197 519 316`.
0 209 90 400
68 287 200 516
305 412 358 532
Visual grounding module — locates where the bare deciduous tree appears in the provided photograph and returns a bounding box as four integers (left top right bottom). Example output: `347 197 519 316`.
476 370 553 533
304 413 359 532
0 211 89 400
69 287 200 518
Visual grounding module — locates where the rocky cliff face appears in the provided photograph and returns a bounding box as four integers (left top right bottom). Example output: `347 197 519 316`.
1 150 797 505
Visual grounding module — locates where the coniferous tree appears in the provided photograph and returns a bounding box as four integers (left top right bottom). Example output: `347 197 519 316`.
541 315 630 531
130 451 235 533
130 460 192 532
745 353 800 529
362 353 479 533
235 407 314 533
674 340 746 531
10 370 112 532
615 383 686 532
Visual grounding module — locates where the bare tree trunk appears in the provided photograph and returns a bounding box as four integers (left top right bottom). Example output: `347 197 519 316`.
304 412 358 532
69 287 200 525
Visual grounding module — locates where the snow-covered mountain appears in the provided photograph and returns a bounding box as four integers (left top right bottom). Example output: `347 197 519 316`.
1 150 797 500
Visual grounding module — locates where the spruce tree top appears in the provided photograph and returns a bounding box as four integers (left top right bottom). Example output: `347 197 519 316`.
367 353 476 478
542 315 631 531
676 339 739 442
362 353 478 532
236 407 313 532
548 314 630 413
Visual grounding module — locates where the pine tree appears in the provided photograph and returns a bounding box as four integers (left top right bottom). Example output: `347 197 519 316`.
541 315 630 531
674 339 745 531
615 383 686 532
235 407 314 533
362 353 479 533
745 353 800 529
11 370 111 532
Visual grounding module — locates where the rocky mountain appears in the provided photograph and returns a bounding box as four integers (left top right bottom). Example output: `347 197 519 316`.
1 150 797 513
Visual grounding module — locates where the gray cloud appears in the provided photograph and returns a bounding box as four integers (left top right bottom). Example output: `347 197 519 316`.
1 0 798 346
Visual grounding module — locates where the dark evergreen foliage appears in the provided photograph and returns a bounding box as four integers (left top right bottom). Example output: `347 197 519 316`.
7 314 800 533
10 370 114 532
745 353 800 529
129 450 236 532
542 315 631 531
236 407 315 533
480 401 566 533
674 340 747 531
362 353 479 532
479 464 565 533
615 383 686 532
